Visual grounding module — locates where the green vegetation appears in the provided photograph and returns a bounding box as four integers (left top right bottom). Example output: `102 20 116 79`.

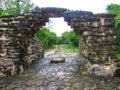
33 28 81 50
61 30 81 47
0 0 34 16
106 4 120 59
54 44 79 56
33 27 58 49
61 44 79 52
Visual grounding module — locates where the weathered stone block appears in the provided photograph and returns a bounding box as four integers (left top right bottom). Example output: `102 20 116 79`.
100 18 115 26
50 57 65 63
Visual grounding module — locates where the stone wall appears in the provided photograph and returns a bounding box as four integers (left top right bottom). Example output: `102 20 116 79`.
0 12 45 76
64 12 117 76
0 7 118 76
65 13 117 64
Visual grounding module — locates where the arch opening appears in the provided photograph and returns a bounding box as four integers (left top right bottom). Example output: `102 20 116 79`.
33 17 80 57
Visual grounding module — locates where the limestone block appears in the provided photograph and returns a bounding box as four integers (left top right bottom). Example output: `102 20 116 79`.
100 18 115 27
50 57 65 63
88 21 99 27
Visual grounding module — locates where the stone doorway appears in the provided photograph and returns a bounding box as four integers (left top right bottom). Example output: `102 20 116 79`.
0 7 117 76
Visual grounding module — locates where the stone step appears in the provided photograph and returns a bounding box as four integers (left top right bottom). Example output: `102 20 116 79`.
50 57 65 64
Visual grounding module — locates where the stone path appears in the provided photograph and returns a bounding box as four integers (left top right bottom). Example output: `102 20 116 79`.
0 46 120 90
0 55 120 90
0 55 83 90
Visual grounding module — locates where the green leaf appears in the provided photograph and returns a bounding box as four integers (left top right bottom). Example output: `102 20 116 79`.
117 53 120 59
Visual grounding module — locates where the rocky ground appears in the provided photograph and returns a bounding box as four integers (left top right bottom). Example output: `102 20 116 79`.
0 45 120 90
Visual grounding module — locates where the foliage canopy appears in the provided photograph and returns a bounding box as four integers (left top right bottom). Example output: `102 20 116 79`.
107 4 120 59
61 30 81 47
0 0 34 16
33 27 58 49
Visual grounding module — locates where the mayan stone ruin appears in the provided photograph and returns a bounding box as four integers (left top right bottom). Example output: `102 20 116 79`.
0 7 118 76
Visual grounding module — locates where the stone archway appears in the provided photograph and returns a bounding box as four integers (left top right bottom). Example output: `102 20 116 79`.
0 7 117 76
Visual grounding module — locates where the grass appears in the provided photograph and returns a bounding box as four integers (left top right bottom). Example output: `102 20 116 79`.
60 44 79 52
44 44 79 56
44 45 56 52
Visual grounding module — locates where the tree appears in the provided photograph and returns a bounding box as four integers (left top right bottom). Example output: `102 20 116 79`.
0 0 34 15
33 27 58 49
61 31 69 44
106 4 120 59
107 4 120 26
61 30 81 47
